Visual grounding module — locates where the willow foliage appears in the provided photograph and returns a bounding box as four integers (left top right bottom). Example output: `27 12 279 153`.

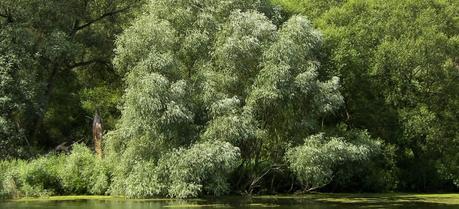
105 0 381 197
286 132 381 191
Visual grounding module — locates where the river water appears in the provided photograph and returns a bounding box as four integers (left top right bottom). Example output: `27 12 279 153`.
1 196 458 209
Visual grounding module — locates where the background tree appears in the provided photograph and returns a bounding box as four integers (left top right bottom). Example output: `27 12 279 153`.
274 0 459 192
0 0 143 156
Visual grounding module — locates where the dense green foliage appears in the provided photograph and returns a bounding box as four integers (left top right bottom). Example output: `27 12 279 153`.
275 0 459 192
0 0 143 157
59 144 109 195
104 0 383 197
0 144 108 199
286 132 381 192
109 141 240 198
0 0 457 199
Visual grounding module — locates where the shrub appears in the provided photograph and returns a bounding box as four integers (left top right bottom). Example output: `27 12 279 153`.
109 140 240 198
165 141 240 198
90 158 111 195
123 160 167 198
329 132 398 192
0 144 110 198
16 155 64 197
59 144 94 194
286 132 381 191
0 156 64 198
59 144 109 195
0 160 19 199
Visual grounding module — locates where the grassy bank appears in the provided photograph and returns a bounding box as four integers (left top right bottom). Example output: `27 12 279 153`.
8 193 459 205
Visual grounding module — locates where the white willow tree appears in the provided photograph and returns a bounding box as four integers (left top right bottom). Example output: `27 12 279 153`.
108 0 376 197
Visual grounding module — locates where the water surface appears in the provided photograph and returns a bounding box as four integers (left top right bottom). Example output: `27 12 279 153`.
2 195 459 209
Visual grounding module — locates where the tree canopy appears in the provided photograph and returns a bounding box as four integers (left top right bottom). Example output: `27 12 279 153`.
104 0 380 196
275 0 459 191
0 0 142 157
0 0 458 198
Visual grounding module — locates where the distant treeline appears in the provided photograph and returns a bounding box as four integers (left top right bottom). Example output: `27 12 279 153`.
0 0 457 199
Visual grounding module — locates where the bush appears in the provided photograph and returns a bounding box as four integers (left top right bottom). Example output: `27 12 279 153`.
0 156 64 198
0 160 19 199
122 160 167 198
16 155 64 197
323 130 398 192
59 144 109 195
0 144 110 198
286 132 381 191
90 158 111 195
165 141 240 198
110 140 240 198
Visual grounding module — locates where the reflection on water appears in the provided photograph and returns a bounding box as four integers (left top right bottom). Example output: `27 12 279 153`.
2 196 459 209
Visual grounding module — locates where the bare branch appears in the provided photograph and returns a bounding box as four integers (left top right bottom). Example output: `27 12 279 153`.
72 6 131 33
68 59 110 70
247 164 284 194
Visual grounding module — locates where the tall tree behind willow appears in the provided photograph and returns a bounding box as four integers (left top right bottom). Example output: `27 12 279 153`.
0 0 143 157
274 0 459 191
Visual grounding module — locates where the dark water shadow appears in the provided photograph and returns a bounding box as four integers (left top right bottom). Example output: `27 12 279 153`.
2 194 459 209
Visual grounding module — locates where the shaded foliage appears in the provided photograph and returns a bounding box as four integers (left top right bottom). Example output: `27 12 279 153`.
274 0 459 192
0 0 143 156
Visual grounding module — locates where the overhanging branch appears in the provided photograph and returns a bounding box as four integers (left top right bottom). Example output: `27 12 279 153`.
72 6 131 33
68 59 110 70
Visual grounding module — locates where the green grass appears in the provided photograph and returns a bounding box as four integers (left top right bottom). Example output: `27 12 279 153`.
13 195 178 202
14 195 120 202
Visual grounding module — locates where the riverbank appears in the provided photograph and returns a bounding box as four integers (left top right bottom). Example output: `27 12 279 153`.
9 193 459 205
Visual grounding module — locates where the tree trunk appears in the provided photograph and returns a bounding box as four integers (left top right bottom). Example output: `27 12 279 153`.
93 111 103 157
